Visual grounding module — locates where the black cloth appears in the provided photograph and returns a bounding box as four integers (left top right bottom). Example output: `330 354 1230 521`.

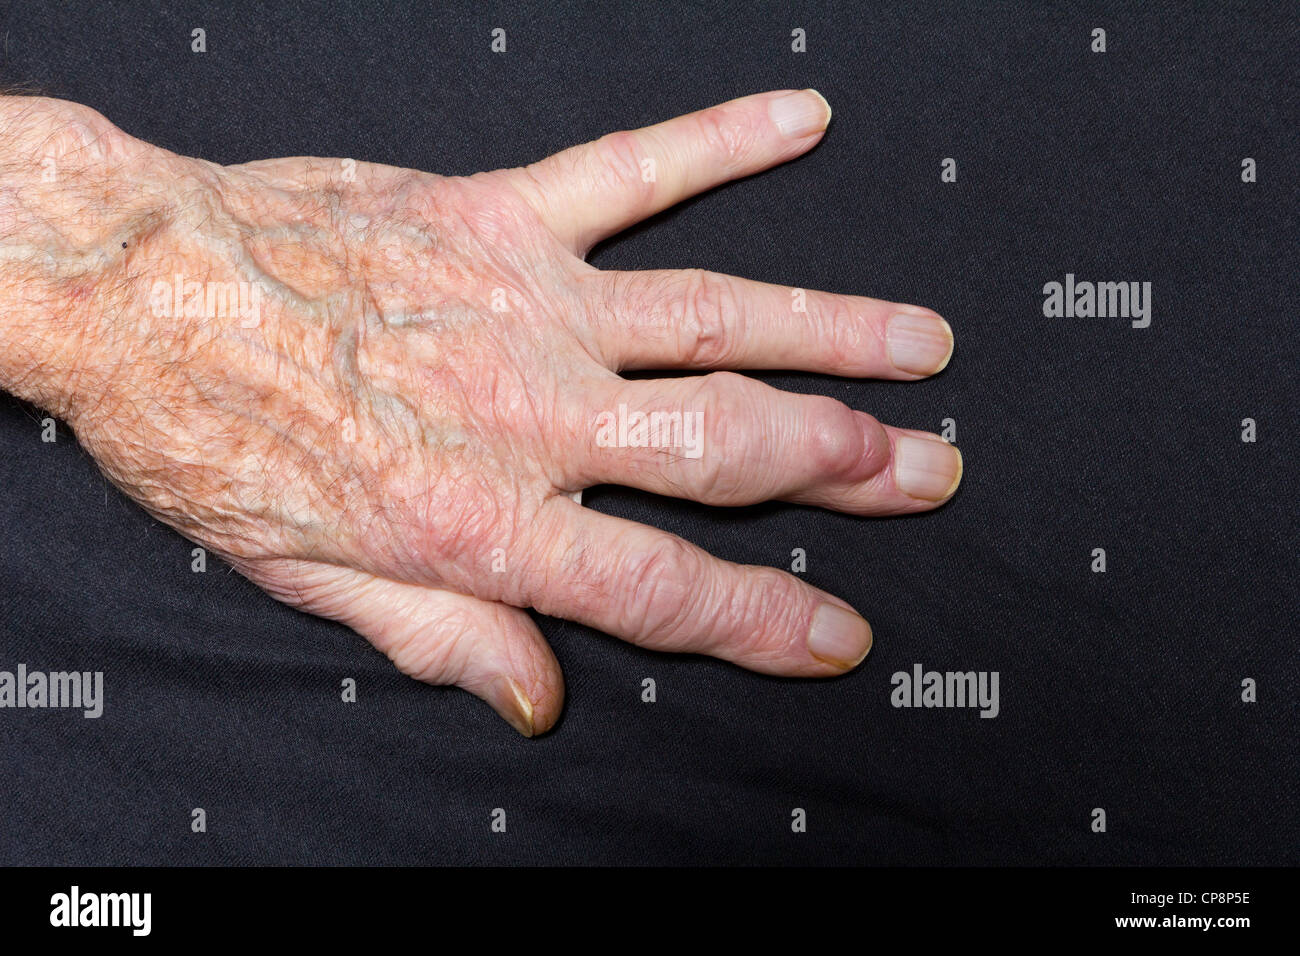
1 0 1295 865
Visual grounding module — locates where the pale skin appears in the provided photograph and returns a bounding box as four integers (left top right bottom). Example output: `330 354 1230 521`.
0 89 961 736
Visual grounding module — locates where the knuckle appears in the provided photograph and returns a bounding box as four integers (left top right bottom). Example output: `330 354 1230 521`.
693 374 749 498
805 399 888 481
695 371 747 440
385 611 473 684
659 371 755 503
591 130 655 209
820 297 868 368
804 397 860 473
729 569 809 662
416 476 511 572
690 441 731 501
676 269 737 367
693 108 756 173
619 537 699 644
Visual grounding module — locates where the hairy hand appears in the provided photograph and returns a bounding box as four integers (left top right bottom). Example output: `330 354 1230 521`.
3 90 961 735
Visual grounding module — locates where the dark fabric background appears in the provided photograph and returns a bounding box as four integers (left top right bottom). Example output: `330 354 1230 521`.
0 0 1295 865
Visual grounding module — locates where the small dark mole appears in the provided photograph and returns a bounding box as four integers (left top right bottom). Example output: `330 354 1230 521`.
121 242 128 248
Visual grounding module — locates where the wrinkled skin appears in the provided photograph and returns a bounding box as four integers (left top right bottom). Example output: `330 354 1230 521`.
0 90 962 735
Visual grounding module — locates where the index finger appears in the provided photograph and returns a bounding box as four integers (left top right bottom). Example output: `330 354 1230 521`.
506 89 832 255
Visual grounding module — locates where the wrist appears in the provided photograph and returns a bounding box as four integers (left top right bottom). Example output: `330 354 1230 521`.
0 96 166 421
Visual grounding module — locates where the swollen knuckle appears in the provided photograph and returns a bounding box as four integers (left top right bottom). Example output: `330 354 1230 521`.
695 371 745 441
690 439 731 501
808 400 887 480
804 398 859 472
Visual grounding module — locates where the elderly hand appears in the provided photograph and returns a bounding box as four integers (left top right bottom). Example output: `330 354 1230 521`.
0 89 960 736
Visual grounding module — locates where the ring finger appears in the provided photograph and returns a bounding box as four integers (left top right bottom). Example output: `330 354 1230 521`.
568 372 962 514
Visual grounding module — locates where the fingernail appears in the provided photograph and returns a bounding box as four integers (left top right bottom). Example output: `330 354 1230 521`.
887 312 954 375
490 676 535 737
895 435 963 500
769 89 831 138
807 604 873 669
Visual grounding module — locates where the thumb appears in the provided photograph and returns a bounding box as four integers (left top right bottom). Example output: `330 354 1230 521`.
248 559 563 736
